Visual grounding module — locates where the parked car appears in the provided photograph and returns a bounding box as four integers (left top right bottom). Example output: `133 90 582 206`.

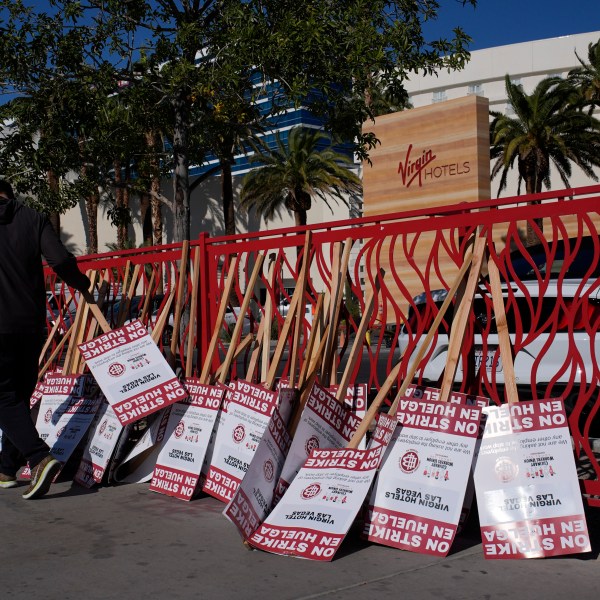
398 236 600 405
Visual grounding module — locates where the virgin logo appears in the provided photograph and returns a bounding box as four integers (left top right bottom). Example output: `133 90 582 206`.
398 144 436 188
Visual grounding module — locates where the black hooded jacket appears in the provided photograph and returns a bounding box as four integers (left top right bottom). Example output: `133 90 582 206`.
0 198 91 334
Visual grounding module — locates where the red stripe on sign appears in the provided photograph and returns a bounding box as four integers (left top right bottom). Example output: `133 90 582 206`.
224 486 261 540
363 504 456 556
249 524 344 561
481 514 590 559
202 465 241 503
150 463 198 501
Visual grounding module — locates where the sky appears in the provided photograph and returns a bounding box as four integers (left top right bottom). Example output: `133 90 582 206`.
425 0 600 50
14 0 600 52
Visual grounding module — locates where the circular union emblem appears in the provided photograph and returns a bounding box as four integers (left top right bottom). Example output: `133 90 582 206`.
263 459 275 482
99 420 107 434
44 409 53 423
232 424 246 444
305 435 320 456
301 482 321 500
495 456 519 483
399 449 420 474
108 362 126 377
174 421 185 439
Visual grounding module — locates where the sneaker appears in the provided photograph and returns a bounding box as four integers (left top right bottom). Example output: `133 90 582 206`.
22 456 61 500
0 473 17 489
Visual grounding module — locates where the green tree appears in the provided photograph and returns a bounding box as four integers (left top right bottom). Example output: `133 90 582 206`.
490 75 600 244
567 39 600 113
240 127 362 227
1 0 476 244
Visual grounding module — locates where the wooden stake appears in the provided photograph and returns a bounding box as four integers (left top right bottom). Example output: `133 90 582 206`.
347 247 476 449
151 289 176 345
439 235 486 403
289 233 312 389
261 254 280 383
217 252 266 384
488 250 519 403
322 237 353 384
199 254 241 385
264 232 312 391
116 263 142 328
170 240 190 362
185 247 202 378
139 269 157 323
335 269 384 403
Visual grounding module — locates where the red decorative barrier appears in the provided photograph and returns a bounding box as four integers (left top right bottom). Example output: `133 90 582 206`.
43 185 600 504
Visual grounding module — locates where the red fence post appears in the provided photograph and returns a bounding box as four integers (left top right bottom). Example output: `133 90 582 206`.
196 232 211 371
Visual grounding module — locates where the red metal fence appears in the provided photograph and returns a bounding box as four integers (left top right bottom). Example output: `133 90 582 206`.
43 185 600 502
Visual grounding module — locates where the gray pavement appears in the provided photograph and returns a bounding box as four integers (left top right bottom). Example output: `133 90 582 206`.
1 478 599 600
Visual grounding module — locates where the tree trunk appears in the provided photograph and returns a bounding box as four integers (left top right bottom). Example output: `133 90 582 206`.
140 193 152 246
172 88 191 242
47 170 60 234
520 153 544 247
221 158 235 236
114 158 123 248
85 190 100 255
118 162 131 248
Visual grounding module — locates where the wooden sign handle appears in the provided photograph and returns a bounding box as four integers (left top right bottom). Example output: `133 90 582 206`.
199 253 241 385
438 235 487 403
487 250 520 404
347 246 476 449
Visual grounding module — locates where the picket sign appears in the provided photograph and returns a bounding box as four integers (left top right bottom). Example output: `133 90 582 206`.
244 242 481 560
473 251 591 559
205 236 314 505
35 372 102 474
74 397 128 487
148 246 232 498
271 271 383 505
361 237 487 557
74 249 187 485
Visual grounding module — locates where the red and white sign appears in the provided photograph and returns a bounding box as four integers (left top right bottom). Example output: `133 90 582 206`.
150 380 226 501
113 407 171 483
36 374 102 467
202 380 278 503
363 398 482 556
223 388 297 539
249 443 388 561
274 384 361 504
75 398 124 488
474 399 591 559
79 320 187 425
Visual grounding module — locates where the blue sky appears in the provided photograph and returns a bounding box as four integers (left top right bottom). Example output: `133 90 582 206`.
426 0 600 50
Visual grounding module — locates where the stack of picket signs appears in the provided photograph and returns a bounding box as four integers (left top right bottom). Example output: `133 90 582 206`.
28 233 590 561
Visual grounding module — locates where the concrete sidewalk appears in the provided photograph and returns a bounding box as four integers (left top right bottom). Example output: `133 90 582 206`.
1 480 599 600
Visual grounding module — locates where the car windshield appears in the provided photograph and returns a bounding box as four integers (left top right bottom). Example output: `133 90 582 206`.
508 236 600 280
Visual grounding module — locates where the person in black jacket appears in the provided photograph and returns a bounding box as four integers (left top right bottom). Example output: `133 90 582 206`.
0 179 91 499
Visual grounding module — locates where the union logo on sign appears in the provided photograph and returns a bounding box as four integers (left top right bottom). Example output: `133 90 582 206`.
301 482 321 500
232 424 246 444
263 459 274 482
174 420 185 439
99 420 107 434
495 456 519 483
108 362 126 377
305 435 320 456
399 449 420 474
44 409 52 423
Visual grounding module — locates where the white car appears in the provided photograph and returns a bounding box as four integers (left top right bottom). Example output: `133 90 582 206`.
398 236 600 404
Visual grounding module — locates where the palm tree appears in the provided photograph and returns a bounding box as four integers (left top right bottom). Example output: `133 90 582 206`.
490 75 600 244
240 127 362 228
567 40 600 113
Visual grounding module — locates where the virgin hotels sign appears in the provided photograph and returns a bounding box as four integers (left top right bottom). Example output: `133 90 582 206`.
397 144 471 189
362 95 490 215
